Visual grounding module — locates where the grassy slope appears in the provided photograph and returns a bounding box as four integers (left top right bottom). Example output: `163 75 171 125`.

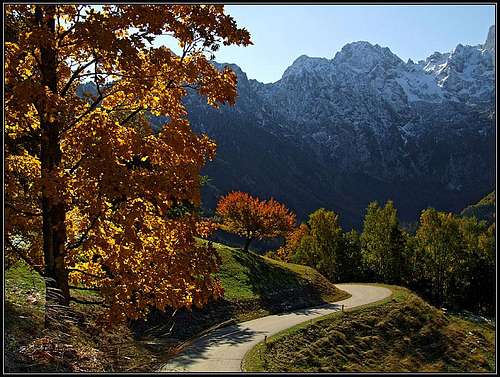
243 285 495 373
131 240 350 340
4 261 171 372
5 240 349 372
215 240 348 305
461 190 495 224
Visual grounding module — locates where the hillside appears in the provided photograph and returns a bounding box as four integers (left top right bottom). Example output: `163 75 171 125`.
243 285 495 373
461 191 495 224
5 240 349 372
150 25 496 229
131 240 350 341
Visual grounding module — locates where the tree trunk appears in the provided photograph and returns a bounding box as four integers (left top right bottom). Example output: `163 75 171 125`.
243 237 253 252
36 5 70 324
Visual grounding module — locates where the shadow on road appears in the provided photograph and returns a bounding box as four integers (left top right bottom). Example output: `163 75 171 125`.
131 251 336 344
161 324 265 368
160 302 345 370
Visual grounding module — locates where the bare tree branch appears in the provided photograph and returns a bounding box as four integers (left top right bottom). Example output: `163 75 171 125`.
66 210 102 250
57 5 84 43
5 202 42 217
59 46 191 135
60 88 121 135
119 107 144 126
60 57 97 97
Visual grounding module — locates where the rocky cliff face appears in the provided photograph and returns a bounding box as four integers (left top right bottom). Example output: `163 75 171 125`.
484 25 495 55
153 26 496 229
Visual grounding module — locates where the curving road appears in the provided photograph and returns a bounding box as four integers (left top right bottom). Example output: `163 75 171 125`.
158 284 392 372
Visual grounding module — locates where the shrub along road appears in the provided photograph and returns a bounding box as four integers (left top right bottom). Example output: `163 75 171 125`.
158 284 392 372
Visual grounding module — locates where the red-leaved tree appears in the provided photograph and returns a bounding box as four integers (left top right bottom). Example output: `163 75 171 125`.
216 191 296 251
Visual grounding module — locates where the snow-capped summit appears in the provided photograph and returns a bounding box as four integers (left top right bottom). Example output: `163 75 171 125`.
333 41 403 72
281 54 331 79
240 31 495 128
267 31 494 110
423 51 450 74
176 25 495 227
426 39 494 103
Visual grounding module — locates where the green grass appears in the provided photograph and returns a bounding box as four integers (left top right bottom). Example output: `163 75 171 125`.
211 240 349 305
141 240 351 339
5 260 176 372
5 262 46 371
5 240 350 372
477 191 495 206
243 285 495 373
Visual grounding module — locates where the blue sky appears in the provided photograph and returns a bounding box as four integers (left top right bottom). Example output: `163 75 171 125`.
197 4 495 83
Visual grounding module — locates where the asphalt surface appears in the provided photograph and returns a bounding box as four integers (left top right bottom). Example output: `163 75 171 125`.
158 284 392 372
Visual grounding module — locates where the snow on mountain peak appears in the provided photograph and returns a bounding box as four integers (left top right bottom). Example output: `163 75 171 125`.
333 41 403 72
216 25 494 112
422 38 494 103
423 51 450 74
281 54 331 79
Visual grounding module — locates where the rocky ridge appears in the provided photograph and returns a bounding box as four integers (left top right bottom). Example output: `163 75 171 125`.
154 26 497 228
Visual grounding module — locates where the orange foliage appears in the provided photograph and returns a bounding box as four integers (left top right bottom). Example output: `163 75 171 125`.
276 223 310 262
216 192 296 251
5 4 251 322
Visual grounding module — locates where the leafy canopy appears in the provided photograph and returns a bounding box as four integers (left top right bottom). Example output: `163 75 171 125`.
5 4 251 322
360 201 406 284
279 209 361 283
216 191 296 250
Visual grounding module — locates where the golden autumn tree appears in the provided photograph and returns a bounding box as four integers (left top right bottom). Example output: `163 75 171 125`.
5 4 251 324
216 191 296 252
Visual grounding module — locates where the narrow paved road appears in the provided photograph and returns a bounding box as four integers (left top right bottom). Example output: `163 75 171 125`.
158 284 392 372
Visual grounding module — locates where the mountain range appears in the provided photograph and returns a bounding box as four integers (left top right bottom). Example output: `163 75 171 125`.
153 25 496 229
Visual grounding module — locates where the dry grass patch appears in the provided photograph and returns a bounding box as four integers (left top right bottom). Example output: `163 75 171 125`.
243 286 495 373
